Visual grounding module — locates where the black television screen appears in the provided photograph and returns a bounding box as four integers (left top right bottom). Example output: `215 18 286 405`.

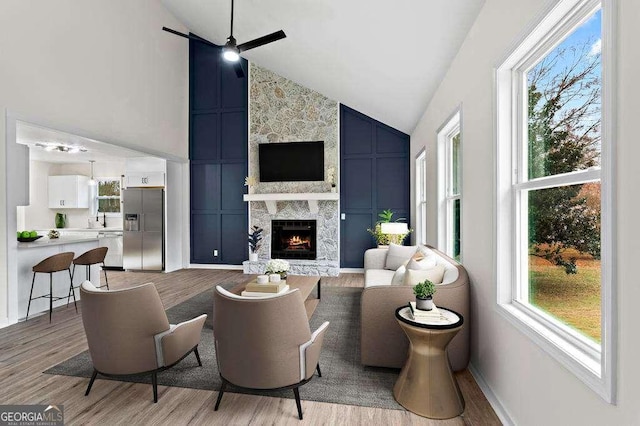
259 141 324 182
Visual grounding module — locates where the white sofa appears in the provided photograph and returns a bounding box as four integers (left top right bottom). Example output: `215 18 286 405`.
360 245 470 371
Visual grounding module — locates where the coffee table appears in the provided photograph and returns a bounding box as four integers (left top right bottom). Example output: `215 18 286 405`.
231 275 321 319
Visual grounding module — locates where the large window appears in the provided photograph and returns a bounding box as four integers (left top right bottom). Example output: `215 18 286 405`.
438 111 461 260
97 178 121 214
496 0 615 402
415 150 427 245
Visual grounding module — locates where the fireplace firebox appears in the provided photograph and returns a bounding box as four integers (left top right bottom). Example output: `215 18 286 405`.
271 220 317 260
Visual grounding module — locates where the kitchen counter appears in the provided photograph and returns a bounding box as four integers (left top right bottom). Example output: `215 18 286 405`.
18 235 100 248
16 238 102 320
35 227 123 232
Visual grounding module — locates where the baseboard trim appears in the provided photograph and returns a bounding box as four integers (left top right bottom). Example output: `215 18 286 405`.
468 363 515 426
0 317 10 330
340 268 364 274
188 264 244 270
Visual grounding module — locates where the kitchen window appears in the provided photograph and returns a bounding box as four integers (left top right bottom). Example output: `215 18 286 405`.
97 178 122 214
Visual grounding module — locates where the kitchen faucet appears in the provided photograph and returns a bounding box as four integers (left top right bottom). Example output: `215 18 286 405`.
96 213 107 228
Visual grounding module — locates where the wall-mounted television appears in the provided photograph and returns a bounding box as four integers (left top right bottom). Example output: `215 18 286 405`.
259 141 324 182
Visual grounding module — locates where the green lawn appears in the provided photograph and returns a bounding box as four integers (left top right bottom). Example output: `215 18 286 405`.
528 252 601 342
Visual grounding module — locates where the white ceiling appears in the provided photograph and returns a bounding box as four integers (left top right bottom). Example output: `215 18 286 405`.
16 121 150 164
160 0 485 134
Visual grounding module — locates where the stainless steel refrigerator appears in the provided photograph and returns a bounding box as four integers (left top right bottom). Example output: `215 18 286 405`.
122 188 164 271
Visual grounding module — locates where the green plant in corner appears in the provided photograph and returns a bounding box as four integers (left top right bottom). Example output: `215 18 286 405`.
367 209 412 246
413 280 436 299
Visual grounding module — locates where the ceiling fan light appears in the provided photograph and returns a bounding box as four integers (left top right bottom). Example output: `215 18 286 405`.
223 46 240 62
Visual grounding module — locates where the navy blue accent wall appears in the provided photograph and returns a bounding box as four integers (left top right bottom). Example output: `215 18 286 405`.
189 40 248 264
340 105 410 268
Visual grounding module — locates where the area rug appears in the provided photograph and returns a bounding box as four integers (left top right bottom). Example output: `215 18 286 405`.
45 285 403 410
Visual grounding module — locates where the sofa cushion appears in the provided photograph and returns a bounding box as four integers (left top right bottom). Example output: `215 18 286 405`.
364 269 397 288
403 264 446 286
406 256 437 271
384 244 418 270
391 265 406 284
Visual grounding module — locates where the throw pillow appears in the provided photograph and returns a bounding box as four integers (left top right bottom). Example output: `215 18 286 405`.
385 243 418 270
406 256 437 271
403 264 446 286
391 265 406 285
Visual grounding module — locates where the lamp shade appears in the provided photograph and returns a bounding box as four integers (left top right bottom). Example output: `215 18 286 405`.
380 222 408 235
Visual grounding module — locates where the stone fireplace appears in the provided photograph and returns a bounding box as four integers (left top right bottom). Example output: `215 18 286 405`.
271 220 317 260
242 63 340 277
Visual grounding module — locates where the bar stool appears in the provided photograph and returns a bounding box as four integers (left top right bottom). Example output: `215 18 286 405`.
26 252 75 322
67 247 109 306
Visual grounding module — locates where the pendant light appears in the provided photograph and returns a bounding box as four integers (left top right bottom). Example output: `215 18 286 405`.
88 161 98 216
88 160 97 186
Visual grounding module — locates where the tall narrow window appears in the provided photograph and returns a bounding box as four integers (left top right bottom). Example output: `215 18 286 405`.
415 150 427 245
438 111 462 260
496 0 615 402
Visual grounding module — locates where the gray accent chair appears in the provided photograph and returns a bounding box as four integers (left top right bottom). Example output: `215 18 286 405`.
80 281 207 402
361 245 470 371
213 286 330 420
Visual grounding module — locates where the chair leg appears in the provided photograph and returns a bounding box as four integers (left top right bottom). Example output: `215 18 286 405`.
68 268 77 313
67 264 76 307
26 272 36 321
194 347 202 367
214 379 227 411
151 372 158 403
316 363 322 377
102 263 109 290
85 369 98 396
48 273 53 323
293 387 303 420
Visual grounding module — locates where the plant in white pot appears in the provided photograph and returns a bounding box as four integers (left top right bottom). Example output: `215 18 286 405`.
248 225 263 261
413 279 436 311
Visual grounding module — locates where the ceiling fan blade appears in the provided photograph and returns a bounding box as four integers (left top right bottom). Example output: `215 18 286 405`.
233 61 245 78
237 30 286 52
162 27 218 49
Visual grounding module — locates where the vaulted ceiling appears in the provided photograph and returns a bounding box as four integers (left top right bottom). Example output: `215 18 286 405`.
161 0 485 134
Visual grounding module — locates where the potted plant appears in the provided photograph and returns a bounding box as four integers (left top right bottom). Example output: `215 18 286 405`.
367 209 412 247
248 225 263 261
413 279 436 310
265 258 290 279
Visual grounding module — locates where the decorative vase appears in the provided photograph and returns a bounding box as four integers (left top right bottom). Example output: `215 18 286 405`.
249 253 258 262
55 213 66 229
416 296 433 311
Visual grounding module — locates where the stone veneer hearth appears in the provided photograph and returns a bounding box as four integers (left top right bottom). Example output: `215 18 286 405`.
243 64 339 276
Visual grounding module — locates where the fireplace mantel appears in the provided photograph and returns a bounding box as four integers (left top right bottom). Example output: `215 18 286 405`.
243 192 339 214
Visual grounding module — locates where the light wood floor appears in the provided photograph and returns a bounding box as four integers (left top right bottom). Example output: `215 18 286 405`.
0 269 501 425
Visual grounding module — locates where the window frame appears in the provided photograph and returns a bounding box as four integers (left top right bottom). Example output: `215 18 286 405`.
96 176 123 216
437 109 462 260
415 149 427 245
495 0 617 403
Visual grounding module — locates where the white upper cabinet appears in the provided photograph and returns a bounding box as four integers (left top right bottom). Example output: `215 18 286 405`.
125 173 165 187
48 175 90 208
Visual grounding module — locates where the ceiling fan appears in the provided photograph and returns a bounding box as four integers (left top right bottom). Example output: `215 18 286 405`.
162 0 286 78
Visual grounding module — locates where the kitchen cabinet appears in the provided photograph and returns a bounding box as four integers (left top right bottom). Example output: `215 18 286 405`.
125 173 164 188
48 175 89 208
